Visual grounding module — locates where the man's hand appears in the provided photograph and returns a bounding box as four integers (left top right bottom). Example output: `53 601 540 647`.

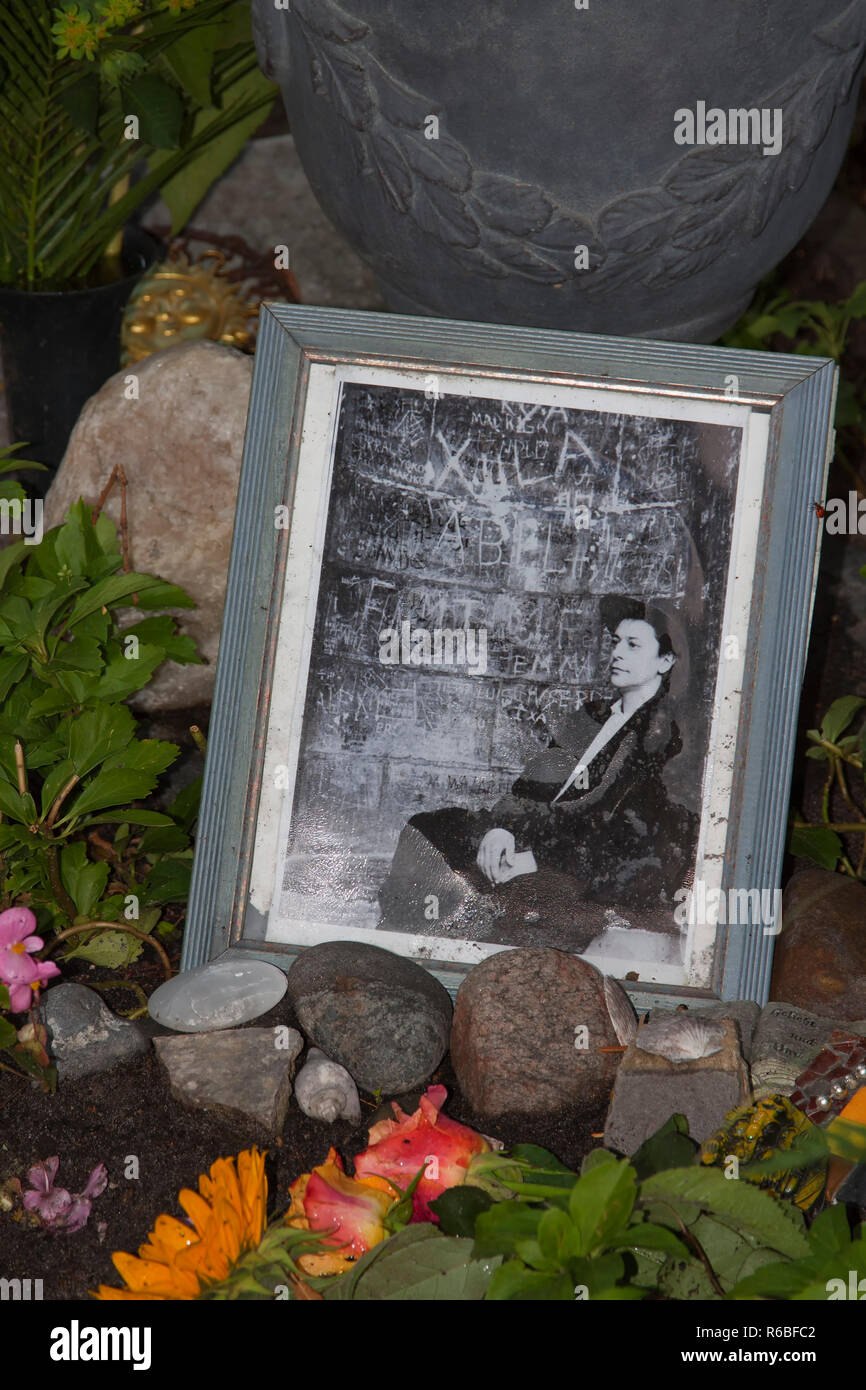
477 828 516 884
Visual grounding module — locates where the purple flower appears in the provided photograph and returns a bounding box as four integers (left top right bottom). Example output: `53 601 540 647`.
0 907 60 1012
22 1158 108 1232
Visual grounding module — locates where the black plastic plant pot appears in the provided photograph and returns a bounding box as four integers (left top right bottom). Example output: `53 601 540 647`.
0 225 163 490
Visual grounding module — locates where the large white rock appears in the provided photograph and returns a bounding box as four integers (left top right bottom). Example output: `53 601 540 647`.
44 339 253 710
148 958 287 1032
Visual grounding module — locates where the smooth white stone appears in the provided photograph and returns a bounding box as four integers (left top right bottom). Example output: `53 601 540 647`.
148 959 288 1033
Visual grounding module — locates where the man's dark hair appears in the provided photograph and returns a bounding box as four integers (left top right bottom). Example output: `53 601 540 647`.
599 595 676 660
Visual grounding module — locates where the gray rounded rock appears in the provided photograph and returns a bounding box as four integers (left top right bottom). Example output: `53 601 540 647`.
286 941 452 1094
148 958 288 1033
42 983 150 1081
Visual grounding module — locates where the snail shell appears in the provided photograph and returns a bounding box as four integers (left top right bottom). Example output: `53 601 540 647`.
295 1048 362 1123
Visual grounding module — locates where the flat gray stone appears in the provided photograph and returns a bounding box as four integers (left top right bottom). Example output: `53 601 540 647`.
286 941 452 1095
41 984 150 1081
604 1019 750 1152
154 1026 302 1135
148 958 287 1033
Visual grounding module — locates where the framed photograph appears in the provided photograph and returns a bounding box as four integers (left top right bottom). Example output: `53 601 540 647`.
181 305 836 1008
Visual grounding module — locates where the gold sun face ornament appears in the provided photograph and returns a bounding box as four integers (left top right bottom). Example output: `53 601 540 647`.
121 249 258 364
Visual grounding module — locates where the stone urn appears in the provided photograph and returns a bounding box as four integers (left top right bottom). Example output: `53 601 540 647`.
252 0 865 341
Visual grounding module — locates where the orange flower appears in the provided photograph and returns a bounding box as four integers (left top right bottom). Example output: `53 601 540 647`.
95 1148 267 1300
286 1148 397 1275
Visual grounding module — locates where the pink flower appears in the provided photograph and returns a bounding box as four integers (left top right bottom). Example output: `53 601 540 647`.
353 1085 490 1222
286 1148 398 1275
22 1158 108 1232
0 907 60 1011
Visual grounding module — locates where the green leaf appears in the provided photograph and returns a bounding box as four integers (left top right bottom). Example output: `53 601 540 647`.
76 810 174 828
123 616 201 664
607 1221 692 1259
167 775 201 831
137 824 190 854
580 1147 619 1175
382 1164 427 1234
0 1015 18 1048
0 982 10 1010
689 1213 782 1288
473 1201 547 1260
567 1159 637 1256
68 704 136 777
14 1051 57 1092
40 757 77 818
788 824 842 871
54 500 101 577
66 573 168 627
658 1255 720 1300
128 581 195 611
90 643 165 701
638 1167 810 1259
0 539 28 592
59 740 178 822
162 21 220 107
49 634 105 674
509 1144 574 1171
324 1225 499 1301
630 1113 698 1180
532 1206 581 1265
845 281 866 318
0 653 28 702
59 766 172 822
212 0 257 49
103 740 179 777
63 929 143 969
429 1185 495 1238
151 63 274 233
57 73 101 136
60 841 110 918
821 696 866 745
29 685 82 718
729 1236 866 1301
123 74 185 149
485 1259 574 1301
807 1204 853 1258
0 780 29 824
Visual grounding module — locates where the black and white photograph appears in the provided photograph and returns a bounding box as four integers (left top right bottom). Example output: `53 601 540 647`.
254 371 749 987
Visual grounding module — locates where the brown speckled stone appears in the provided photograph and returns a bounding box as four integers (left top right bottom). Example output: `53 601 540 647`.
449 947 622 1117
770 870 866 1019
44 340 252 711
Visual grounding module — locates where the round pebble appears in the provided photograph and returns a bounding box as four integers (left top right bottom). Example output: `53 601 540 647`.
148 958 288 1033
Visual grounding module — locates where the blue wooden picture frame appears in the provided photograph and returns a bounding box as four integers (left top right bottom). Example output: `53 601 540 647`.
180 304 837 1012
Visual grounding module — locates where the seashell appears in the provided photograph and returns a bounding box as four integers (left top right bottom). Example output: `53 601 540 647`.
294 1048 362 1124
603 975 638 1045
635 1015 726 1062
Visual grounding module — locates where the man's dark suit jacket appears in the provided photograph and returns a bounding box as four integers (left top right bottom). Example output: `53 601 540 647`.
406 683 698 905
